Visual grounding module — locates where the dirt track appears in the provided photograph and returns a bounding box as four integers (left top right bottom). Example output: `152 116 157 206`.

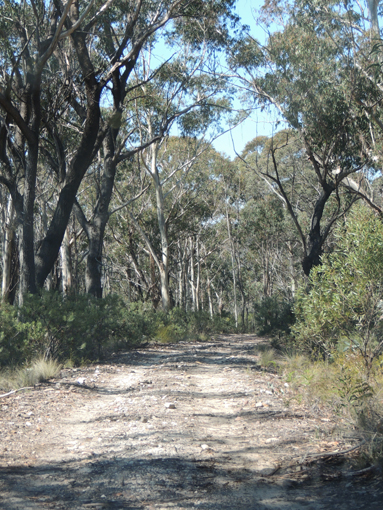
0 334 382 509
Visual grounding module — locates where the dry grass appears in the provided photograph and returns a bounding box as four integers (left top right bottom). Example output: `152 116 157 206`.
254 347 279 369
0 357 61 392
278 351 383 465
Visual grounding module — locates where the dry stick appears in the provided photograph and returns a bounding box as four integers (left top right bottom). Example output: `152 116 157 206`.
0 387 34 398
273 440 369 479
344 465 379 478
302 439 367 462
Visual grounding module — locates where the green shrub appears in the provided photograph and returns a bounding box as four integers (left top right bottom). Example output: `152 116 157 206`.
292 205 383 371
0 292 150 367
0 301 31 367
0 294 237 366
19 292 131 361
150 308 236 343
155 324 184 343
254 295 294 337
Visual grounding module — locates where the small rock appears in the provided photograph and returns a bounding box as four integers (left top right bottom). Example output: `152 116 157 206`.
165 402 176 409
255 401 264 408
77 377 86 385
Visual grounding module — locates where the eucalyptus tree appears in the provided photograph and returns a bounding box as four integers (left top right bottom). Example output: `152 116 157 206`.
0 188 17 302
105 137 226 311
241 130 355 276
228 0 382 275
0 0 238 300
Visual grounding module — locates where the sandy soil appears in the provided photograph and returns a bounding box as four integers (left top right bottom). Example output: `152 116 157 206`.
0 334 382 509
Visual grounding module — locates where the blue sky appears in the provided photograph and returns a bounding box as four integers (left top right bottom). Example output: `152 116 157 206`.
211 0 281 159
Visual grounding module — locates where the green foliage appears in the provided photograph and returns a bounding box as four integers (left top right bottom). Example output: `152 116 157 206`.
292 206 383 370
20 292 133 362
186 310 236 336
0 295 237 367
0 292 147 367
0 301 30 366
254 296 294 337
150 307 188 343
151 308 236 343
155 324 184 344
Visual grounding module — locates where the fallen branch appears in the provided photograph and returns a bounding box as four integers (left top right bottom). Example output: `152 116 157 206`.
0 386 34 398
302 439 367 463
344 465 379 478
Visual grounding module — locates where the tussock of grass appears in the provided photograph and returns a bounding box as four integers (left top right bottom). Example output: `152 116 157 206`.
259 348 278 368
0 357 61 392
278 351 383 465
254 347 280 369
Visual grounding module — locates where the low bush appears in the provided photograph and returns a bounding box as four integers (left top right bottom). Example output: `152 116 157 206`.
0 292 150 367
254 295 294 337
151 309 236 343
292 206 383 372
0 293 237 368
0 301 28 366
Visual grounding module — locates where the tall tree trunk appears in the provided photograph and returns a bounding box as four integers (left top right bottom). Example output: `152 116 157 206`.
189 237 197 311
35 33 101 289
86 227 104 298
368 0 380 33
61 227 73 295
2 196 17 303
177 241 184 308
151 147 171 311
207 276 213 318
302 184 334 276
195 236 200 311
18 137 39 299
226 206 238 327
150 253 161 309
83 131 117 297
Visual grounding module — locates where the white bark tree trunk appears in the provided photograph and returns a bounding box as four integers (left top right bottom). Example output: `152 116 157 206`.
151 145 171 311
368 0 380 33
60 227 73 295
2 196 16 302
226 206 238 327
189 237 197 311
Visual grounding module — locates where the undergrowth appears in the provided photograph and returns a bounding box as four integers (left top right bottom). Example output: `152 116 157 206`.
278 350 383 466
0 291 236 368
